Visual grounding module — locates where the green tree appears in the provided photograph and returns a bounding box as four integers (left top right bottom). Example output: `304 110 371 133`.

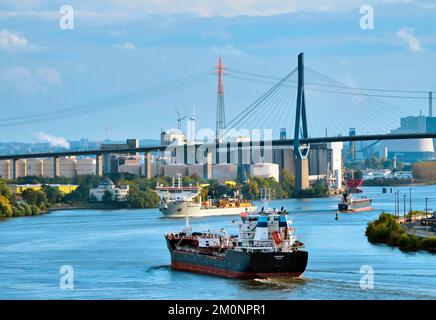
64 184 90 202
102 190 114 203
280 169 295 198
0 195 13 217
127 190 160 208
22 189 47 207
207 179 231 199
0 179 11 198
41 185 63 204
241 180 260 200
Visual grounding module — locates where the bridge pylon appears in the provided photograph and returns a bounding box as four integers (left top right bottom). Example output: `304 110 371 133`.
294 52 310 191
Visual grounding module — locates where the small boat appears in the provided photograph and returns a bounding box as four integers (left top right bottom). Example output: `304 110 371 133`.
338 192 372 212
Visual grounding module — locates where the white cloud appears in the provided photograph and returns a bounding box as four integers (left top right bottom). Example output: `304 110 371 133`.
109 29 127 37
36 67 62 86
396 27 424 52
211 44 245 57
114 42 135 50
0 67 45 94
1 0 432 21
0 29 28 52
34 131 70 149
0 66 62 95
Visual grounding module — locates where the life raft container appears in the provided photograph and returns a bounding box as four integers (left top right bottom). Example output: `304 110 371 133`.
272 231 282 245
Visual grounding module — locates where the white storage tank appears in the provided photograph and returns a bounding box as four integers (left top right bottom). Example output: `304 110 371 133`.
26 159 44 176
381 139 434 153
163 164 188 178
212 163 237 182
60 157 77 177
0 160 11 179
18 159 27 177
42 158 55 178
251 163 280 182
76 158 96 175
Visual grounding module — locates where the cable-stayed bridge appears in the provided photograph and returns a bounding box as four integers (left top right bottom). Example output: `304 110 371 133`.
0 53 435 190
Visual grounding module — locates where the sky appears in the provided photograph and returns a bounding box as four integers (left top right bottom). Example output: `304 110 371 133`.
0 0 435 145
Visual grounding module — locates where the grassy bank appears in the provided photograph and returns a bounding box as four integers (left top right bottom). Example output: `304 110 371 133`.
48 202 128 211
366 213 436 252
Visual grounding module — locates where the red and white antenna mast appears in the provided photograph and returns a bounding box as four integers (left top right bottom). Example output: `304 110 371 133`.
215 57 226 141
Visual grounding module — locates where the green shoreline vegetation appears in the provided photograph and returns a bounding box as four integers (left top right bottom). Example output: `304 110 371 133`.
366 213 436 253
0 169 329 219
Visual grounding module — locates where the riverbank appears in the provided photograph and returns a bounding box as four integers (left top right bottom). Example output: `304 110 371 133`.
49 202 128 211
366 213 436 253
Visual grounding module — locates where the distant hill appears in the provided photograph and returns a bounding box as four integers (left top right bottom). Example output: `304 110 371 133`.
0 138 161 155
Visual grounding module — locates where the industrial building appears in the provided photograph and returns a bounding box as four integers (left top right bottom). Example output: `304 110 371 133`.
212 164 238 183
379 113 436 162
0 157 97 179
372 95 436 163
251 163 280 182
101 139 139 174
161 129 187 146
147 140 343 189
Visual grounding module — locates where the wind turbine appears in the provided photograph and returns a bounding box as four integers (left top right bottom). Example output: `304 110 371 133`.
175 108 187 131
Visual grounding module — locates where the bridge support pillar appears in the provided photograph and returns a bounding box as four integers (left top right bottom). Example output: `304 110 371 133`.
295 157 309 190
293 52 310 192
12 159 19 180
96 154 103 176
144 152 152 179
53 156 60 177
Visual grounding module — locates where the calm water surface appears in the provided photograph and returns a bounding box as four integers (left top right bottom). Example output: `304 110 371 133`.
0 186 435 299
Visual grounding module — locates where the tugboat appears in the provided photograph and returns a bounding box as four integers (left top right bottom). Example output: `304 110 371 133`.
165 207 308 279
338 192 372 212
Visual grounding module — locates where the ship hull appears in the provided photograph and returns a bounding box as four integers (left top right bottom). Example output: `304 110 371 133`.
166 239 308 279
160 201 256 217
338 199 373 212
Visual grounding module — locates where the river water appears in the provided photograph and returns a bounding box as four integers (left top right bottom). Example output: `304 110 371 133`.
0 186 435 300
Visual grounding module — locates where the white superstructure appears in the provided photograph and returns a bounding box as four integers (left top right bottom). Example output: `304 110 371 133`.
89 178 129 202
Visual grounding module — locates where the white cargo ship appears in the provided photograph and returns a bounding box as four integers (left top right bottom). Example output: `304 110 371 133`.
156 176 256 217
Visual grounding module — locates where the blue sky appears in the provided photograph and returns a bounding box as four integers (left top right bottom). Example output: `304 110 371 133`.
0 0 435 145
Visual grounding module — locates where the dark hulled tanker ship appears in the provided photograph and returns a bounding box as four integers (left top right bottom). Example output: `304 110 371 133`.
165 208 308 279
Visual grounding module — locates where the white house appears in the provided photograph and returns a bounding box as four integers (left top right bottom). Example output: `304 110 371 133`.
89 178 129 202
